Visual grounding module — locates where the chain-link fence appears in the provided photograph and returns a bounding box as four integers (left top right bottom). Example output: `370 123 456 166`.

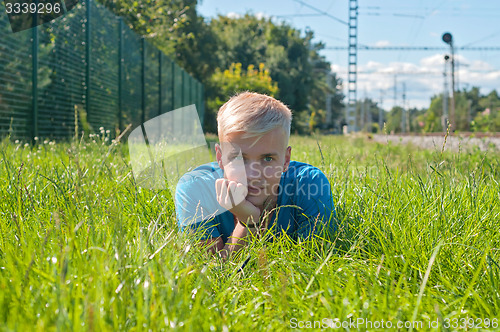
0 0 204 140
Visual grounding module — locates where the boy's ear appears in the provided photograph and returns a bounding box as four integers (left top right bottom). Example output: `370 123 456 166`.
215 143 224 170
284 146 292 172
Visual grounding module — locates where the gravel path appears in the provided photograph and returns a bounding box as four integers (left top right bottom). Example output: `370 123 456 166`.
372 134 500 152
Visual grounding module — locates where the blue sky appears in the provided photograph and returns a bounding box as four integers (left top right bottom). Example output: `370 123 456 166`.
198 0 500 110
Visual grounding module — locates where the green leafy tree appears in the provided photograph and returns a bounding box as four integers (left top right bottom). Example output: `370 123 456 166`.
472 90 500 132
207 14 343 133
385 106 403 134
204 62 279 133
308 43 344 133
417 87 500 133
421 95 444 133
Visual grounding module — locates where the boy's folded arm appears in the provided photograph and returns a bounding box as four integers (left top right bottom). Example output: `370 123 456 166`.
199 222 250 258
219 222 250 258
177 178 261 257
208 178 262 257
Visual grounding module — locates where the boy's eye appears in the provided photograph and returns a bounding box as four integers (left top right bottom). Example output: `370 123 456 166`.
263 156 273 162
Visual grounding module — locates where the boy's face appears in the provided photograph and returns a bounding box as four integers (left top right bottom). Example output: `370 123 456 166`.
216 127 291 209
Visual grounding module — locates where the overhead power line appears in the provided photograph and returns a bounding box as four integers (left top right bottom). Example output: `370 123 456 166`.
362 12 426 19
292 0 349 26
325 46 500 51
275 13 324 18
358 71 441 75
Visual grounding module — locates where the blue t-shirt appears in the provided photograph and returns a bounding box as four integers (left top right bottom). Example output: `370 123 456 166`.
175 160 336 243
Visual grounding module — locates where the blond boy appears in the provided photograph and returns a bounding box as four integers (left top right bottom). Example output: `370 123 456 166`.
175 92 335 257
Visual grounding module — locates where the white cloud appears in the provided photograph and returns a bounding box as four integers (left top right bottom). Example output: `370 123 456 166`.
374 40 391 47
467 59 495 71
255 12 269 20
226 12 241 19
330 64 345 74
365 61 384 70
226 11 268 20
419 53 446 68
331 53 500 110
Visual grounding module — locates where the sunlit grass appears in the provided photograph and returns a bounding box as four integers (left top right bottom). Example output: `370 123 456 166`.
0 133 499 330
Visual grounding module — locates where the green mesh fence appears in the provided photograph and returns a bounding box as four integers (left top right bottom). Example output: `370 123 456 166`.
37 7 86 138
0 11 32 139
0 0 204 140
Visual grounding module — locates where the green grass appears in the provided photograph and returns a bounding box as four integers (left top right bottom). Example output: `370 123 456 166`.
0 133 499 331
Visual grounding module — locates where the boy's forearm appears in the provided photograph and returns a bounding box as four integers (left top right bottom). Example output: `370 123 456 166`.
218 210 261 259
219 223 249 259
234 210 261 229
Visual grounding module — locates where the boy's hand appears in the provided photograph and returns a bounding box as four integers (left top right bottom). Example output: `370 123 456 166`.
215 179 261 227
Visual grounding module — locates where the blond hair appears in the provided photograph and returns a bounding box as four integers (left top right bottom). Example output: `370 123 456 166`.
217 92 292 141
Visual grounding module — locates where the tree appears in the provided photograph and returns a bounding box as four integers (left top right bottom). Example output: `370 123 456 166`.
423 95 443 133
307 39 344 133
204 62 278 133
473 90 500 132
417 87 500 133
385 106 403 134
207 14 342 133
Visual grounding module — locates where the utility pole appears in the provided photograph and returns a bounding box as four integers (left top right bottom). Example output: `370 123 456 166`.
325 72 332 130
361 90 367 131
406 101 410 133
442 32 456 131
368 100 371 132
450 46 456 131
401 82 406 134
442 55 449 132
393 75 398 109
467 99 472 131
366 99 372 132
359 88 368 131
379 89 384 132
346 0 358 133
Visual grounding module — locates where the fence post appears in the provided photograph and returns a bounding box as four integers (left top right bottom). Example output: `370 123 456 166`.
118 18 123 132
170 60 175 135
85 0 91 126
158 51 162 116
198 82 201 125
141 37 145 125
158 51 162 137
171 60 175 111
181 70 185 106
201 84 205 126
189 75 192 106
32 24 38 141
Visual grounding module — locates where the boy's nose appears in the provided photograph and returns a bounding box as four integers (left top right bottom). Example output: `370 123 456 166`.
245 161 261 180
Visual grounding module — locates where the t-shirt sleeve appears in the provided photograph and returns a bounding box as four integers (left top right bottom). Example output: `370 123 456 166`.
175 175 222 240
294 167 336 240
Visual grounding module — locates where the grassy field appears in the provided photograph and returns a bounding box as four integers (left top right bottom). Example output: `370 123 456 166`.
0 133 499 331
